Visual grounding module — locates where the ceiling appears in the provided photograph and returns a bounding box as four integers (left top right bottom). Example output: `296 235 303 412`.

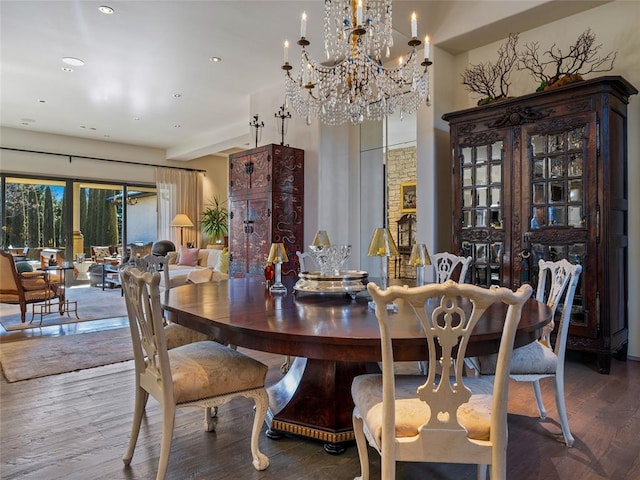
0 1 609 161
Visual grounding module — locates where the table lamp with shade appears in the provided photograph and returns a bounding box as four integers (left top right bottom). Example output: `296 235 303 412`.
267 242 288 294
408 243 432 286
171 213 193 246
367 227 399 291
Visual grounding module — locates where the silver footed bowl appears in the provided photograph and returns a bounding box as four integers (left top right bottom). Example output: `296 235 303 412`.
308 244 351 276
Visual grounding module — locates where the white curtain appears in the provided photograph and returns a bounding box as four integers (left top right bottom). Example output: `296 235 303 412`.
156 168 203 248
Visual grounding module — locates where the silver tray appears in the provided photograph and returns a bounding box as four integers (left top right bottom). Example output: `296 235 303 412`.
298 270 368 281
294 270 368 298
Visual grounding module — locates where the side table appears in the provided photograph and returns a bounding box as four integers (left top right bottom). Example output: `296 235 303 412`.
32 264 79 325
74 260 95 281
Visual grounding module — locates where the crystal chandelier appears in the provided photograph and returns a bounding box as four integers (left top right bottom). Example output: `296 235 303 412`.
282 0 432 126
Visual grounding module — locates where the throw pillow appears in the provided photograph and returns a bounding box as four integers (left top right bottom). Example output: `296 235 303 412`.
15 261 34 273
92 246 111 261
206 249 222 269
177 247 200 266
167 251 178 265
214 248 229 274
197 249 210 266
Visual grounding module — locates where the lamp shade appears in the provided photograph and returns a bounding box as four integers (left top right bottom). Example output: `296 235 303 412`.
367 228 399 257
267 243 288 263
408 243 432 266
170 213 194 227
311 230 331 246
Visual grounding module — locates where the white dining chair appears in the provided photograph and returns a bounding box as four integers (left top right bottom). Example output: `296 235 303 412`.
466 258 582 446
352 280 532 480
120 267 270 480
431 251 473 283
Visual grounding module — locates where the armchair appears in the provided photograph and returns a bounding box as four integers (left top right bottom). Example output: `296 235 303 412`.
0 250 63 323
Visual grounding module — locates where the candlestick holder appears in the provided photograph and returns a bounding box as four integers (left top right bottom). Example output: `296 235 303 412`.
249 114 264 148
274 104 291 146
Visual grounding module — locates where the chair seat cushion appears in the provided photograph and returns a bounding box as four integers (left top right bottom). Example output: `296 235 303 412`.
351 374 495 444
475 340 558 375
169 341 268 404
20 275 48 291
22 290 56 302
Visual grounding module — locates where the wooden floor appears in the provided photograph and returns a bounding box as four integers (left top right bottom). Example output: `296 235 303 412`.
1 318 639 480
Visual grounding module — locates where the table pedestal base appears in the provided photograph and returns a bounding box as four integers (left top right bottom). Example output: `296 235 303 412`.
265 357 379 453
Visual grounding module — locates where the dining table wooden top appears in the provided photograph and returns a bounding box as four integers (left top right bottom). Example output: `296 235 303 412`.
162 276 551 362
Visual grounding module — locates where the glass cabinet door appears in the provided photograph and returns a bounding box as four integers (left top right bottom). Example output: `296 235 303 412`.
521 113 596 330
455 135 507 287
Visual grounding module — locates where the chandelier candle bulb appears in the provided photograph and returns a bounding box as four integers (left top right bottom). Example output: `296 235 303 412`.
284 40 289 63
356 0 363 26
411 12 417 38
424 35 430 59
300 11 307 38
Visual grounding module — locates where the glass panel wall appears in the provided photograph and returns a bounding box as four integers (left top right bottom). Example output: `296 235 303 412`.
2 177 67 263
2 174 156 267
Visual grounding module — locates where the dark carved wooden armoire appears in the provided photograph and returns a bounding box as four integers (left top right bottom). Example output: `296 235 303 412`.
228 144 304 278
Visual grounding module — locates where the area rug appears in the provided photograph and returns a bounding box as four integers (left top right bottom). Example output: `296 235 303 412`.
0 327 133 382
0 285 128 331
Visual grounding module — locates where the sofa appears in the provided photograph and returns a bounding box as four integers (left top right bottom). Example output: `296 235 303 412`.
162 246 229 290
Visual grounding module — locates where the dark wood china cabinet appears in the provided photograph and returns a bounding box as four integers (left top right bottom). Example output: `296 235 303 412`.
443 76 637 373
228 144 304 278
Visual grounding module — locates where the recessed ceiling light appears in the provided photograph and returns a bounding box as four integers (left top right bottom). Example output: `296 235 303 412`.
62 67 74 72
98 5 114 14
210 57 222 63
174 125 182 128
62 57 85 67
173 93 182 98
39 100 46 103
21 118 35 123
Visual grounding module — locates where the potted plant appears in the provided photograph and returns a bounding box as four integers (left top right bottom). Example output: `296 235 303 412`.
201 197 228 245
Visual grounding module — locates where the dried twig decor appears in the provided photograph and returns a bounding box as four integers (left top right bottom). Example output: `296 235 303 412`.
519 28 616 91
461 33 519 105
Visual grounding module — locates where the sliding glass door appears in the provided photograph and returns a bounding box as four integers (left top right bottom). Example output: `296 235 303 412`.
2 177 67 262
2 175 156 264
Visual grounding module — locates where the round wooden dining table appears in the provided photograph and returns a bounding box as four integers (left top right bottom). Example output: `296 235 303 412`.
163 276 551 453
